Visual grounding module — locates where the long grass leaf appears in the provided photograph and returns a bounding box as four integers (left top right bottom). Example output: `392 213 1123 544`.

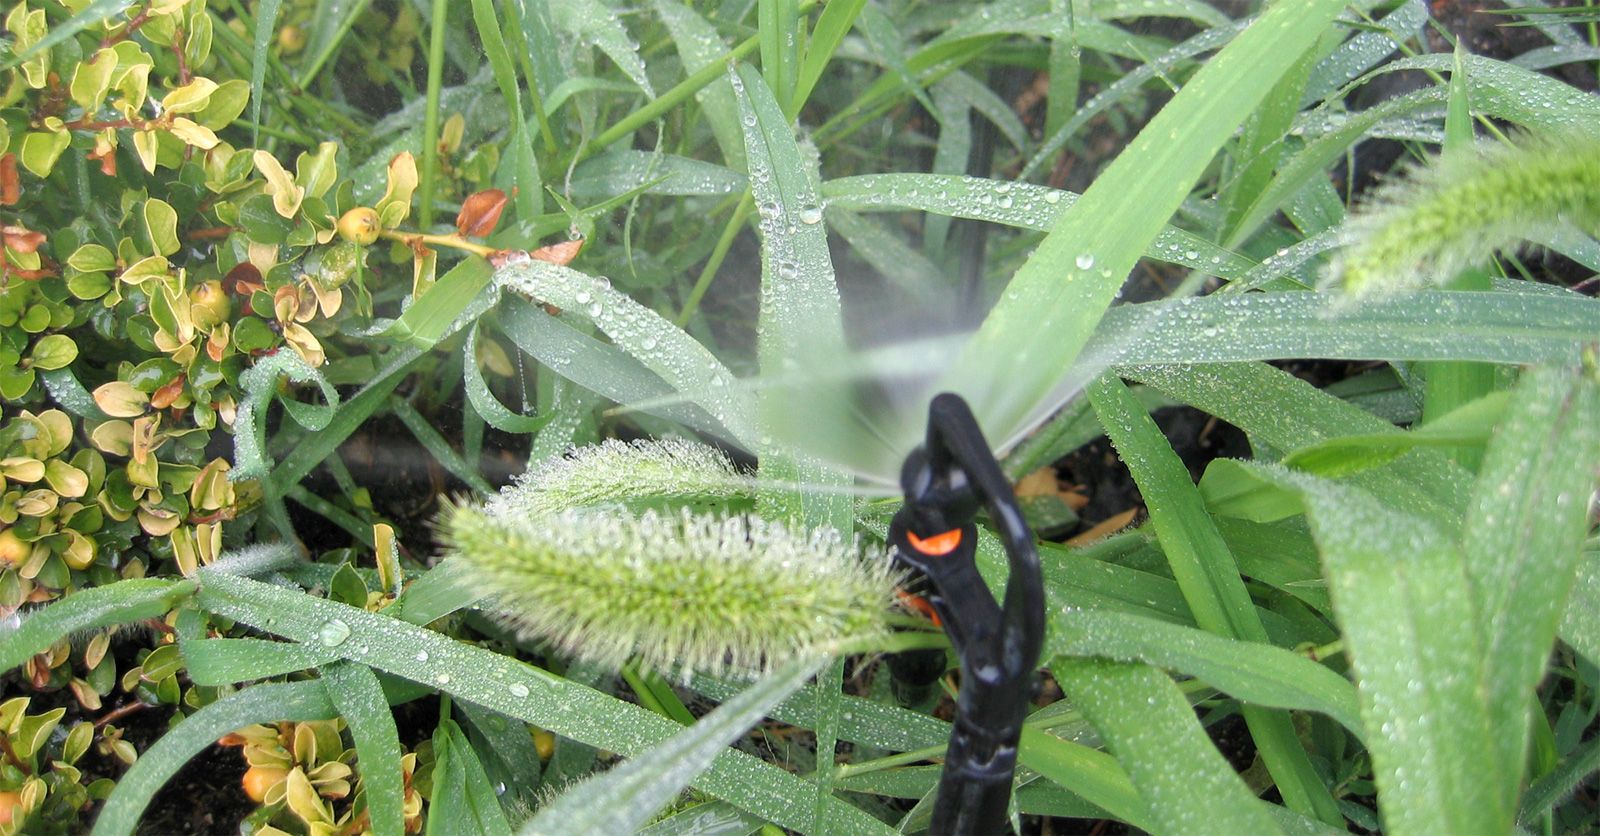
941 0 1348 445
249 0 284 146
1049 610 1362 734
195 571 894 833
1461 365 1600 799
1056 658 1285 834
321 661 406 836
0 579 194 673
1088 376 1341 822
523 659 823 834
730 62 851 528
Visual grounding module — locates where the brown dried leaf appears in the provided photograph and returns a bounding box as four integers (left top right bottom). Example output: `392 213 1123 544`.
532 238 583 266
455 188 508 238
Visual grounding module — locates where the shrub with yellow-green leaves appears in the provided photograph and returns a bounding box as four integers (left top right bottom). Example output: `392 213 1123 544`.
223 719 426 835
0 696 114 835
0 2 462 827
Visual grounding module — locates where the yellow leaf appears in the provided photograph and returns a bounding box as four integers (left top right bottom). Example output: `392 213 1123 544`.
253 150 304 218
374 152 417 228
92 382 149 418
159 77 216 114
167 117 219 150
131 130 159 173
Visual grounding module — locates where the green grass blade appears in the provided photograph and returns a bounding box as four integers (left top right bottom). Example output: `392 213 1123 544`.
194 571 893 833
1056 658 1285 834
731 62 851 529
1096 291 1600 367
1088 377 1268 642
793 0 866 111
1242 464 1506 834
939 0 1349 443
1088 376 1341 823
1049 610 1362 735
552 0 655 96
0 579 194 673
419 0 450 229
492 260 754 443
1462 365 1600 796
389 557 481 626
296 0 376 90
524 658 823 834
463 324 549 433
1121 361 1472 521
250 0 284 147
180 637 340 685
1020 18 1247 179
470 0 543 220
1015 727 1150 829
1302 0 1428 103
1519 735 1600 825
321 661 406 836
653 0 747 168
1235 52 1600 242
694 675 948 751
91 681 337 836
822 173 1259 285
759 0 800 116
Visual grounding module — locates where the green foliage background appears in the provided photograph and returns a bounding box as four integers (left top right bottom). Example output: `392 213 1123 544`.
0 0 1597 834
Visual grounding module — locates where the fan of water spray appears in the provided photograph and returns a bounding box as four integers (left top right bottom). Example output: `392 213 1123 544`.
605 285 1186 494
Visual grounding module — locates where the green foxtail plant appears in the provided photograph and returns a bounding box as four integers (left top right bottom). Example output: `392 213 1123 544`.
442 504 899 680
1332 129 1600 297
482 438 757 518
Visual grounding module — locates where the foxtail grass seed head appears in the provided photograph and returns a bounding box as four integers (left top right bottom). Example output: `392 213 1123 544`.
484 438 755 519
443 504 899 679
1330 129 1600 298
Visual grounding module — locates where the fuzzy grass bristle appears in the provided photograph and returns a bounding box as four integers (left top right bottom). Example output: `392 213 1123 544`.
442 504 898 679
483 438 755 518
1330 129 1600 297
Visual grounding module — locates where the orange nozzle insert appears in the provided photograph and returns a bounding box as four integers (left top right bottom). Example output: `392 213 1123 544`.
906 528 962 556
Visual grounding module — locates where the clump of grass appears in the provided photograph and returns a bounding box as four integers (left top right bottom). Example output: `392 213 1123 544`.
442 504 898 679
1331 129 1600 296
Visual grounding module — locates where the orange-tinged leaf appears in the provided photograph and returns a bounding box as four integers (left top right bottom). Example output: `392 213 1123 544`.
149 375 186 410
0 154 18 205
456 188 509 237
1 224 44 253
532 238 583 266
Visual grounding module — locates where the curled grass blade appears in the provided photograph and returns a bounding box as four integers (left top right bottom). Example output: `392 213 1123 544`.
493 260 754 443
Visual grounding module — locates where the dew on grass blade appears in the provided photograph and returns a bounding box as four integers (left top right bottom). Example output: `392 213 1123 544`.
318 619 351 647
